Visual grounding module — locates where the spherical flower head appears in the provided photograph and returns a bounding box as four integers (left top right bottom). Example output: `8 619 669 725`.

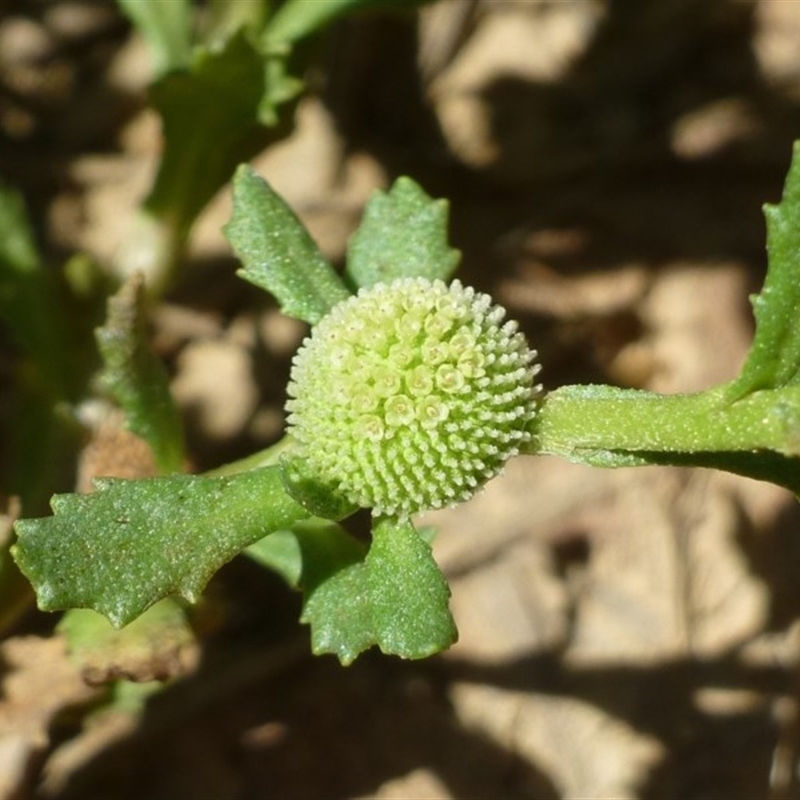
285 277 541 518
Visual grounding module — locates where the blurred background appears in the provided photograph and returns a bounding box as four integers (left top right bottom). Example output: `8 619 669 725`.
3 1 800 797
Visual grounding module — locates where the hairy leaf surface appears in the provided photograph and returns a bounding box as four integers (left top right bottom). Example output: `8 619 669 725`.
95 274 184 474
13 467 308 627
225 165 351 324
346 177 460 290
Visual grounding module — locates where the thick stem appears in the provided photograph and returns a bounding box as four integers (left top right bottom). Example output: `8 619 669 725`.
526 383 800 463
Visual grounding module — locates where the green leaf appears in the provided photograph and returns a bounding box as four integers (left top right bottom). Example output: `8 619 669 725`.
301 517 457 664
245 529 305 586
0 181 62 387
95 274 184 474
0 181 80 511
0 181 38 276
115 27 303 294
303 559 374 664
246 518 365 590
225 165 351 324
116 0 193 77
145 31 270 239
345 177 460 290
246 519 371 660
248 517 456 664
58 599 194 684
366 517 457 658
257 52 304 127
12 466 309 627
729 140 800 397
526 141 800 496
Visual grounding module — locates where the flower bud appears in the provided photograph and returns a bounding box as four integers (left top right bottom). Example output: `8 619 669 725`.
286 278 541 518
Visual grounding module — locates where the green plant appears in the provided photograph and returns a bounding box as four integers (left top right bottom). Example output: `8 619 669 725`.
11 137 800 665
0 0 436 650
284 276 541 518
111 0 416 294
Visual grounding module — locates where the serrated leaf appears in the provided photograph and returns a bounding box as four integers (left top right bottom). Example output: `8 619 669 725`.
729 140 800 397
249 518 456 664
58 599 194 685
246 519 372 661
95 273 184 474
304 560 374 664
345 177 460 290
116 0 193 77
12 466 309 627
225 165 351 323
366 517 457 658
301 517 457 664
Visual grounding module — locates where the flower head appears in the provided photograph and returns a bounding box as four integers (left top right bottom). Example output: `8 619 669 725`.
285 278 541 517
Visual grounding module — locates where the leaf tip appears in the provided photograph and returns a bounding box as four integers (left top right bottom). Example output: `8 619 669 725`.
232 162 256 185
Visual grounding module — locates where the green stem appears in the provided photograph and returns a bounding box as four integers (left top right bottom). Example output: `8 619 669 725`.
205 436 294 477
526 384 800 492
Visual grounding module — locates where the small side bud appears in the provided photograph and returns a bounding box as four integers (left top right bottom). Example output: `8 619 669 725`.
278 455 359 521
